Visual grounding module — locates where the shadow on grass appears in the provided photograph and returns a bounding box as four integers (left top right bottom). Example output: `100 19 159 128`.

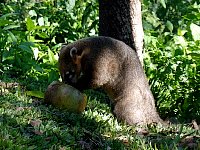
0 93 129 149
1 79 200 149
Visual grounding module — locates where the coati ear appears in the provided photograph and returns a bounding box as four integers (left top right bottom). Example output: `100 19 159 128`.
70 47 78 59
70 47 83 65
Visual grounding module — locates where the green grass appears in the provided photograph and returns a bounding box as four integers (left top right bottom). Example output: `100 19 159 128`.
0 85 199 150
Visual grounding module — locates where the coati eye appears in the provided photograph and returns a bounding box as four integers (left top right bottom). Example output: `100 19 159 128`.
65 70 75 80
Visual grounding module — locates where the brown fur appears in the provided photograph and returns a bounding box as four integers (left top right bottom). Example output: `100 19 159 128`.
59 36 162 125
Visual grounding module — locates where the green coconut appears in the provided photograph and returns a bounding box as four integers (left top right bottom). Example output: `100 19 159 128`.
44 81 87 113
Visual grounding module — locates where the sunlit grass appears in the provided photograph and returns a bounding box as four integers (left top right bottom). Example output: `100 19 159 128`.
0 90 199 149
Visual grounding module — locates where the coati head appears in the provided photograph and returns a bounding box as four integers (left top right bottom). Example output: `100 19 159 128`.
59 45 84 85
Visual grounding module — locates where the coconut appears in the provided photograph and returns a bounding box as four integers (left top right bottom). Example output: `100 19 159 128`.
44 81 87 113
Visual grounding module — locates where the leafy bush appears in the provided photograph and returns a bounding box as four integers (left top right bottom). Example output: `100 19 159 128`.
142 0 200 121
0 0 98 86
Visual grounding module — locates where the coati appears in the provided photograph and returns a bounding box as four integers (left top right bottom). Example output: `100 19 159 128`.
59 36 162 125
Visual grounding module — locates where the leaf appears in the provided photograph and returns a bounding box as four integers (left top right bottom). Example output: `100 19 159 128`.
28 10 37 17
7 31 17 43
20 41 35 47
0 19 11 27
145 14 161 28
26 91 44 99
18 44 33 54
159 0 166 8
189 52 200 61
34 130 43 135
33 47 39 60
36 32 49 39
3 24 20 30
166 20 173 33
38 17 44 26
48 49 56 65
0 13 18 19
190 23 200 41
88 20 98 31
69 0 75 7
174 36 188 48
82 3 92 27
26 17 35 31
34 65 43 72
66 0 75 11
177 28 187 36
30 119 42 127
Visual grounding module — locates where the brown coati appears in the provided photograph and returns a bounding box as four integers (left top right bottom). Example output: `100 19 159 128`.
58 36 162 125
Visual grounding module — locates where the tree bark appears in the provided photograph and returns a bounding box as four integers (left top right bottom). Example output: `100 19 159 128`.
99 0 144 62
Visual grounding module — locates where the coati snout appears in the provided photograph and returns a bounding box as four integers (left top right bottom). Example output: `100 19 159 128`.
58 36 162 125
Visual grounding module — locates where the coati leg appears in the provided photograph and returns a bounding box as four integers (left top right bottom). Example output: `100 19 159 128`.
113 86 162 125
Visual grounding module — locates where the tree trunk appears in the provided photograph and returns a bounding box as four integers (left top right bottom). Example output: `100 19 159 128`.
99 0 144 62
99 0 163 125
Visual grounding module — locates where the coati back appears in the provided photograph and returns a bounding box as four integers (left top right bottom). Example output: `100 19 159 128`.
59 36 162 125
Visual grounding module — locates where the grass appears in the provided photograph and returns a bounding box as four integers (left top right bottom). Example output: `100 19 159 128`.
0 83 199 150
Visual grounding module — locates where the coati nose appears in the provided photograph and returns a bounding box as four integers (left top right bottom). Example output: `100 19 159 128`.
64 79 74 85
71 75 78 84
64 80 68 84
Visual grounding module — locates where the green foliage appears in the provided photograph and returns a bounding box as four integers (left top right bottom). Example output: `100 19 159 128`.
142 0 200 121
0 0 98 86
